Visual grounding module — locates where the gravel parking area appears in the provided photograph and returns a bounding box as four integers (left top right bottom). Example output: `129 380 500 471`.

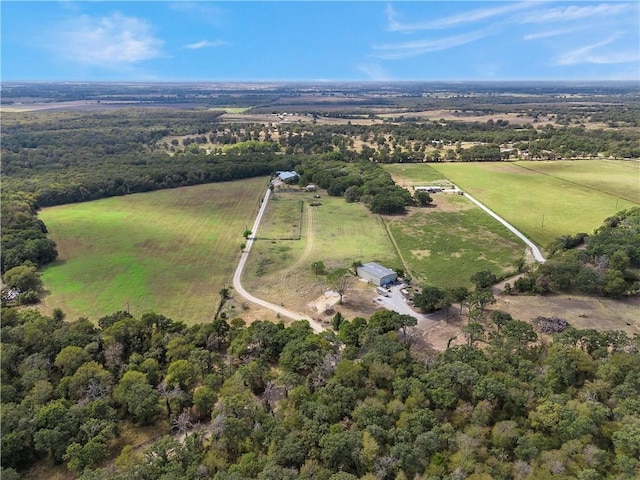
373 283 440 328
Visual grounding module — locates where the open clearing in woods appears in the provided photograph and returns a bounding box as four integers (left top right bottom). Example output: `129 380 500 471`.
39 178 268 324
423 160 639 247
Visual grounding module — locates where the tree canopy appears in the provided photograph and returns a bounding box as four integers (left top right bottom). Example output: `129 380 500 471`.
2 306 639 479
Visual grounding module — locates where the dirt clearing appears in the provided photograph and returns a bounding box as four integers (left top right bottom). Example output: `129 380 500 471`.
493 292 640 337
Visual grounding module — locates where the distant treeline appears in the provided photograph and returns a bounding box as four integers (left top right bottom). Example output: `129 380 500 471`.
273 121 640 160
18 153 293 207
2 106 638 281
1 109 296 207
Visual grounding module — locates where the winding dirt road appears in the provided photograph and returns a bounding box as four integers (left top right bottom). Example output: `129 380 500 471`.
231 188 324 333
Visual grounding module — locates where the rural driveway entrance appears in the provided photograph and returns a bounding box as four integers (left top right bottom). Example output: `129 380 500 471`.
375 284 440 329
232 188 324 333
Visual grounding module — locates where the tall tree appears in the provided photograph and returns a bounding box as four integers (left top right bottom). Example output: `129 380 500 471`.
327 268 354 304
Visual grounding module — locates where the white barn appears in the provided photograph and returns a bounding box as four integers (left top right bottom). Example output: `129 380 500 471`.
357 262 397 286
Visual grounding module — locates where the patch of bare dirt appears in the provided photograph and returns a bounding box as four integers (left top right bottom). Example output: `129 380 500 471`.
492 292 640 337
307 291 341 314
222 295 284 325
400 198 474 217
415 313 467 352
411 292 640 354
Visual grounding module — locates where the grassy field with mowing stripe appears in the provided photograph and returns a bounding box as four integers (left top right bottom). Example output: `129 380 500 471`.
514 160 640 203
427 161 639 247
39 178 268 323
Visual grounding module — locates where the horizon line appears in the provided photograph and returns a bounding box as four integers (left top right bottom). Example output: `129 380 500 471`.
3 79 639 85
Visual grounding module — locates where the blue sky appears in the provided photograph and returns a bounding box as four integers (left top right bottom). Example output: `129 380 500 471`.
2 1 639 82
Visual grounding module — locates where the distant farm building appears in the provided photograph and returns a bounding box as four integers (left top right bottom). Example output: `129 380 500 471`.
276 171 299 183
415 186 444 193
306 184 317 191
357 262 398 286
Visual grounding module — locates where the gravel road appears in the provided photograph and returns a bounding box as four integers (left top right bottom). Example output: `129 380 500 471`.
231 188 324 333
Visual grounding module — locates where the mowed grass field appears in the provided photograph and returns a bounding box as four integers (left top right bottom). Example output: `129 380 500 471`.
427 161 639 247
242 190 399 310
386 195 524 289
514 160 640 204
39 178 268 324
383 163 453 188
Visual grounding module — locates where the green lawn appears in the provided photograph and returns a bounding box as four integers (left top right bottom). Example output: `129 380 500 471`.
428 161 639 247
386 195 524 289
39 178 268 324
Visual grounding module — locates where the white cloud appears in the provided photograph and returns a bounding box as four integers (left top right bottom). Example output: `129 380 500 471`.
556 35 639 65
373 29 491 59
386 1 536 32
185 40 227 50
520 3 631 24
523 27 586 41
356 62 391 81
59 1 81 11
169 2 223 25
53 13 163 66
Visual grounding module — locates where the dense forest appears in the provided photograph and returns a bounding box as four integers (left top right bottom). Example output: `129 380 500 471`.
1 110 292 207
1 192 58 275
2 305 639 480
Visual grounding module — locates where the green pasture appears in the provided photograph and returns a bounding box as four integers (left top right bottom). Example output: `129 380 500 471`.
427 161 639 247
382 163 451 188
514 160 640 204
244 196 307 279
246 191 400 275
386 195 524 289
309 197 398 267
257 197 303 240
242 190 399 307
39 178 268 324
212 107 252 113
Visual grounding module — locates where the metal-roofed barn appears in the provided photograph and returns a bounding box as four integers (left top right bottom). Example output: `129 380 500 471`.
277 171 299 182
357 262 397 286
